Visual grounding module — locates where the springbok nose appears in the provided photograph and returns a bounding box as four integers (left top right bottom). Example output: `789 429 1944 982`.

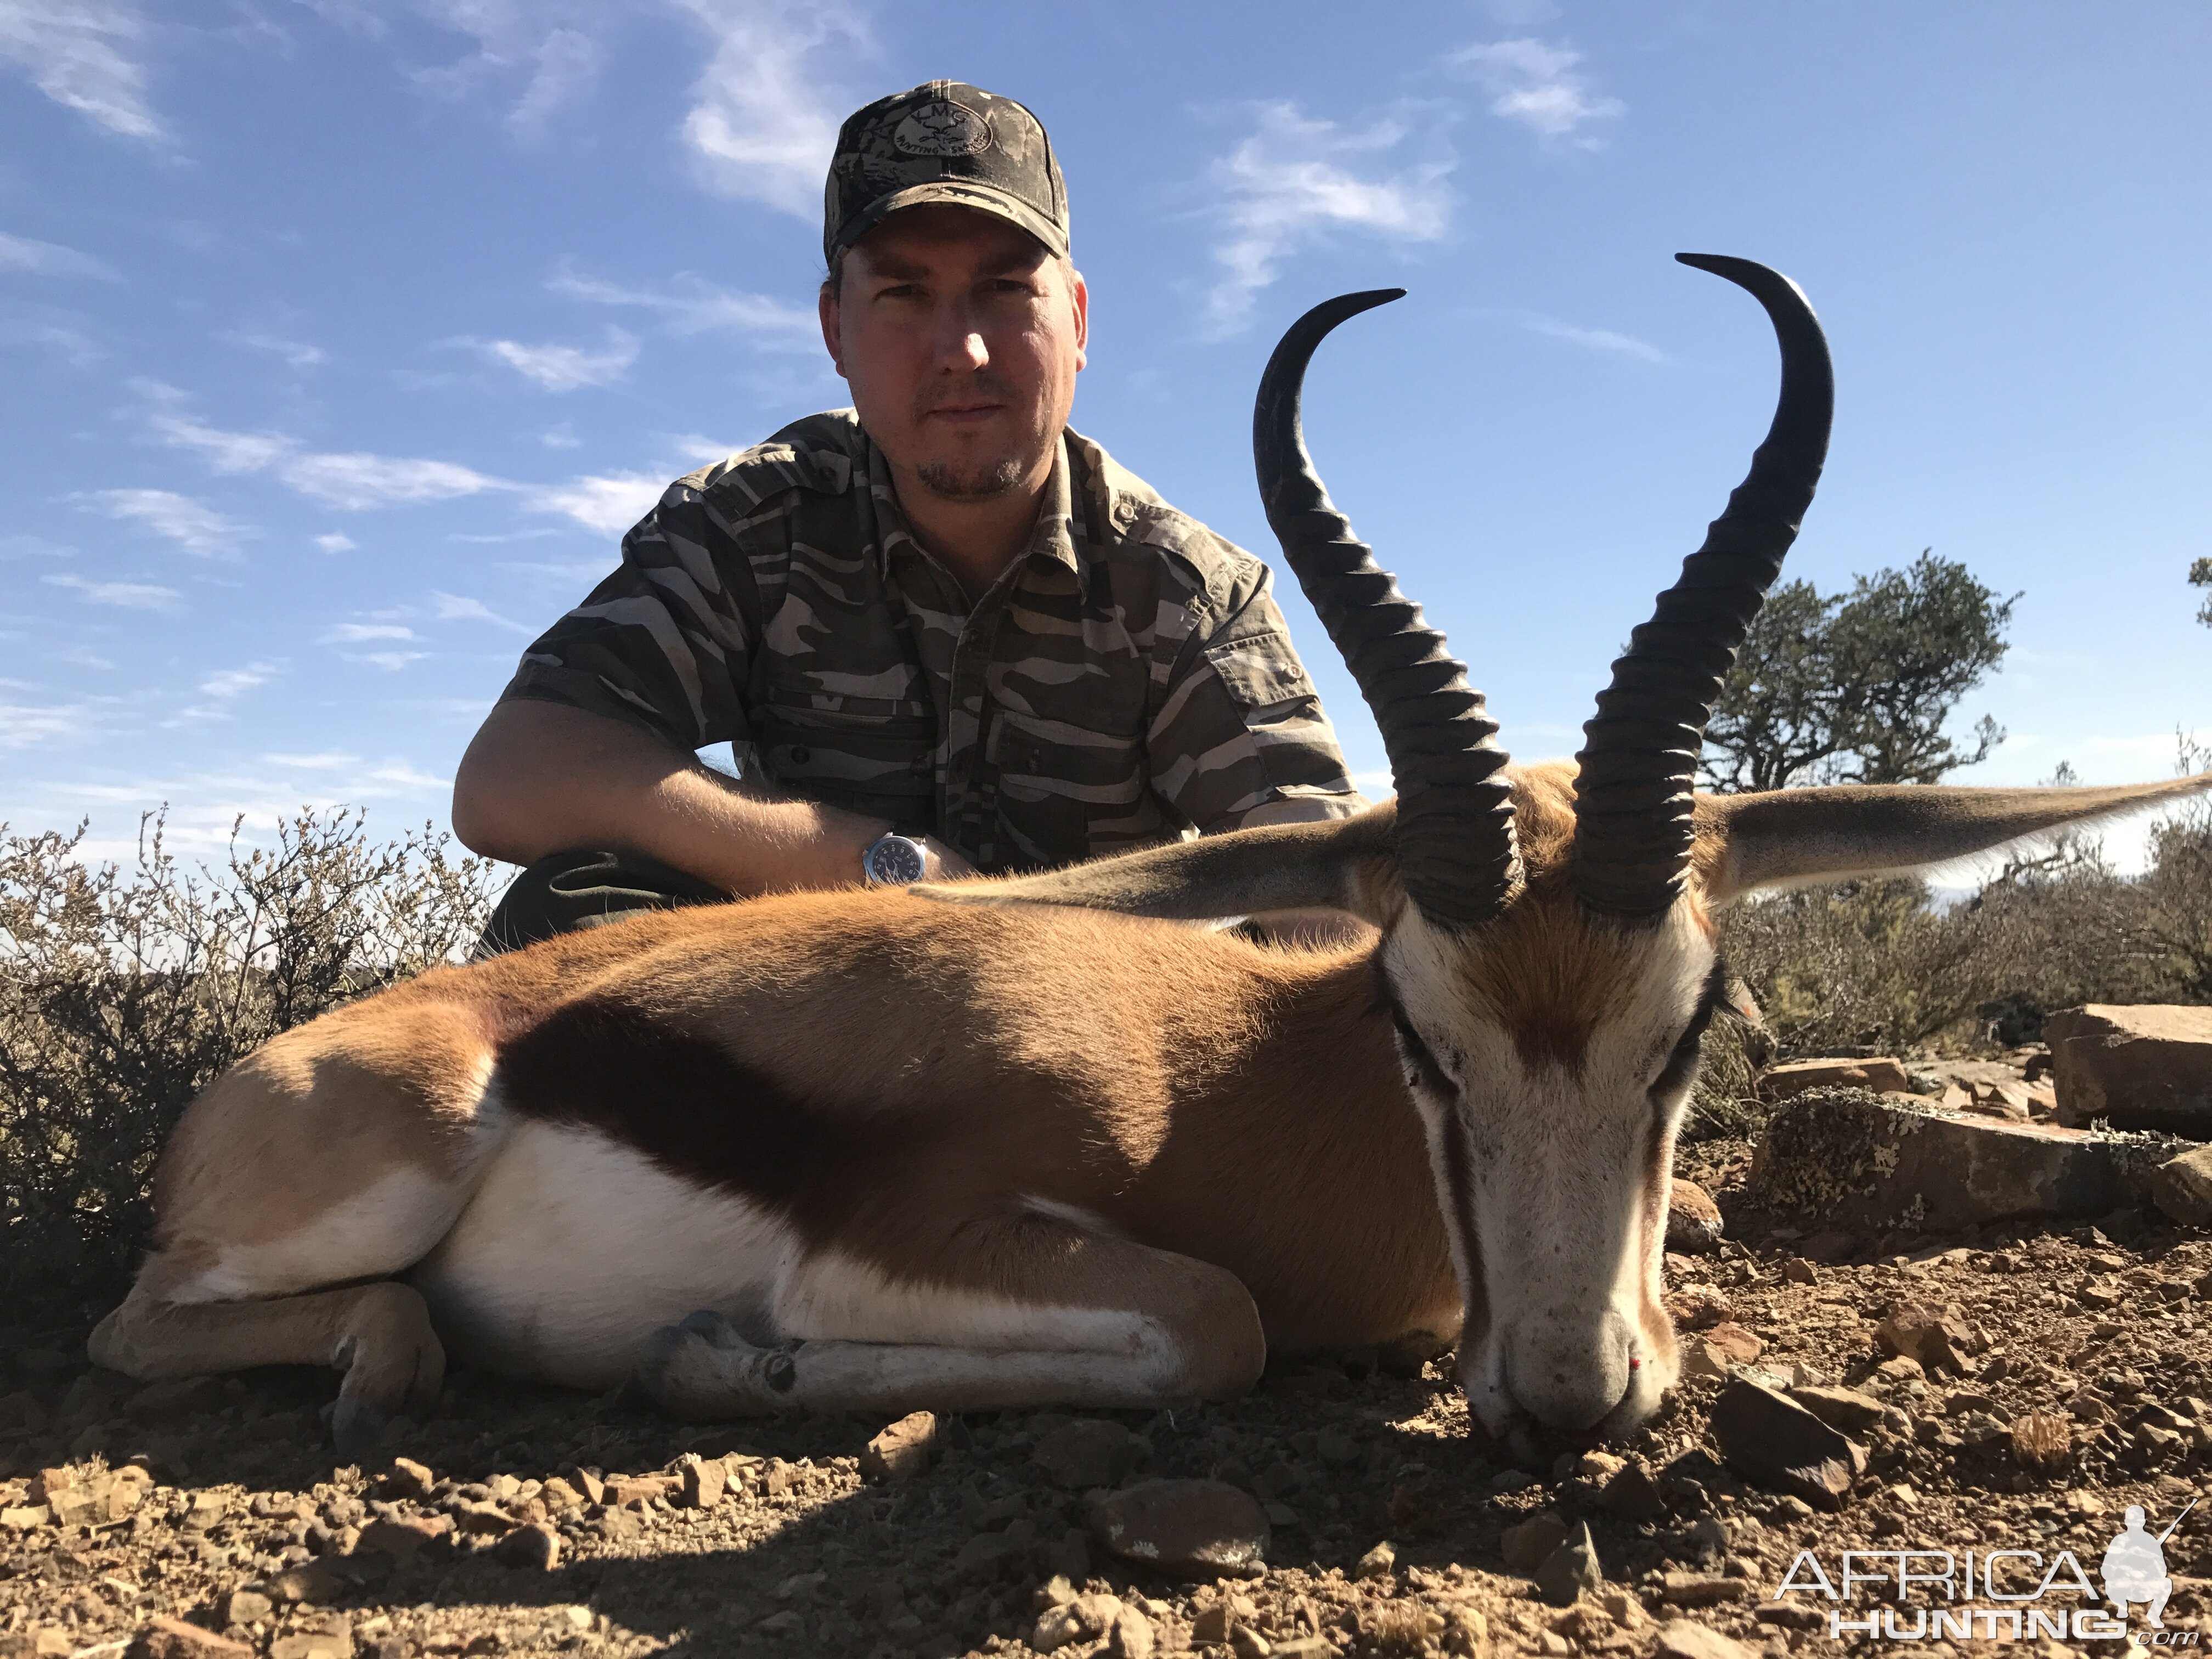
1504 1307 1635 1434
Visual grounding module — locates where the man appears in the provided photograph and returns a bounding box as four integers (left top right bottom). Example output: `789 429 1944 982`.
453 81 1362 949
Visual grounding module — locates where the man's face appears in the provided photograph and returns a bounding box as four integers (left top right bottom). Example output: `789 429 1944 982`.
819 205 1087 504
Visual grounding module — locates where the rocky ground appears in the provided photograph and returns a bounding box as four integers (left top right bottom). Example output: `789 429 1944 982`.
4 1050 2210 1659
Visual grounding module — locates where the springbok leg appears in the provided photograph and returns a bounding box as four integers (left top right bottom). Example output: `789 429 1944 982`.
89 1280 444 1459
628 1215 1266 1420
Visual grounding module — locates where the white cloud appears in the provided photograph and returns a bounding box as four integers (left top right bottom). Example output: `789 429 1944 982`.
196 661 279 699
357 650 427 671
408 3 603 129
87 487 251 555
1450 38 1623 146
668 0 861 219
0 0 165 142
320 622 417 644
44 571 179 608
1516 313 1667 364
280 451 503 509
540 422 580 449
550 265 818 346
535 470 665 534
0 699 94 748
470 327 639 391
314 532 356 553
432 591 532 633
0 229 115 278
1199 102 1453 340
135 383 512 509
221 328 326 368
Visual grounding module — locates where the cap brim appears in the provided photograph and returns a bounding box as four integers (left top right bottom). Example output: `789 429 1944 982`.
830 181 1069 264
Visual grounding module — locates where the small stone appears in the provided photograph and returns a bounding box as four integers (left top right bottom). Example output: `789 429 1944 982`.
1654 1618 1756 1659
1663 1572 1749 1606
567 1466 606 1505
1601 1462 1667 1521
1703 1323 1765 1364
493 1522 561 1571
1228 1627 1271 1659
270 1561 342 1604
1601 1589 1646 1629
1667 1178 1725 1254
1708 1375 1864 1511
1875 1302 1984 1374
355 1514 449 1562
1502 1513 1571 1570
224 1590 274 1625
556 1609 593 1634
1034 1418 1148 1490
382 1457 435 1502
126 1616 255 1659
449 1500 515 1536
674 1453 724 1508
1535 1521 1602 1606
601 1474 676 1506
1108 1605 1155 1659
181 1491 229 1531
1190 1604 1234 1644
1357 1539 1396 1578
269 1630 351 1659
860 1410 940 1482
1088 1479 1269 1578
1782 1257 1819 1285
537 1477 583 1511
1314 1430 1360 1467
1760 1057 1911 1101
1666 1284 1734 1330
0 1505 50 1530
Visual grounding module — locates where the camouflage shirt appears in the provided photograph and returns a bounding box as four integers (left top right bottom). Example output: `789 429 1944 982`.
499 410 1362 874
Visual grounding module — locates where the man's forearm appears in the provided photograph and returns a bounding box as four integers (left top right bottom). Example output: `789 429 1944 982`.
452 699 899 895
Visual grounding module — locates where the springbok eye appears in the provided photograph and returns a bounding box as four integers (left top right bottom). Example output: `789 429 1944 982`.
1389 1008 1455 1097
1648 960 1733 1102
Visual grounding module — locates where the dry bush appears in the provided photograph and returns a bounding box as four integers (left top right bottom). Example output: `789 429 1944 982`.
0 809 494 1317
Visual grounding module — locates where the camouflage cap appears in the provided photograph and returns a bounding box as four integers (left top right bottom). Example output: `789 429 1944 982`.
824 81 1069 269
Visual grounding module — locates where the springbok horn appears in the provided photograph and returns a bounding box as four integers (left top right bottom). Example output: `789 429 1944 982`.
1255 290 1520 927
1571 255 1835 920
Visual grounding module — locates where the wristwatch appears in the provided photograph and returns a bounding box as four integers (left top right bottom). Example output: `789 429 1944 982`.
861 830 929 887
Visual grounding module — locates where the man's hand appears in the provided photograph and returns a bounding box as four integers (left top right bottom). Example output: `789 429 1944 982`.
453 698 963 896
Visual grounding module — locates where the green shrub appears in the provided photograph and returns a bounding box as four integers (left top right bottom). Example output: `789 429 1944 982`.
0 809 493 1318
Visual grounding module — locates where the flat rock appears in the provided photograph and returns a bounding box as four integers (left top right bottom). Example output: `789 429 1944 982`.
1760 1057 1910 1102
1032 1418 1148 1490
1666 1178 1724 1254
1708 1375 1864 1511
1875 1301 1986 1373
1786 1385 1887 1435
2148 1144 2212 1227
1501 1514 1570 1571
1654 1619 1757 1659
1088 1480 1268 1578
860 1411 939 1482
2047 1005 2212 1133
1662 1572 1750 1606
1600 1463 1667 1521
1743 1087 2180 1233
126 1617 253 1659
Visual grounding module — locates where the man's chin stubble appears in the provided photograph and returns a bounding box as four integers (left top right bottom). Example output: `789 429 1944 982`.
912 456 1028 501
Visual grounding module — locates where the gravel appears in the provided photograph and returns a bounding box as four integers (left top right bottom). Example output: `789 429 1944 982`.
3 1132 2210 1658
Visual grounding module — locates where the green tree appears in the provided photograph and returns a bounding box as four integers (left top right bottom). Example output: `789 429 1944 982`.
2192 556 2210 627
1702 551 2017 792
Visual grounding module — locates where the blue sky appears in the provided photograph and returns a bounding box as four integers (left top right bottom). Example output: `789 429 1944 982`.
3 1 2208 876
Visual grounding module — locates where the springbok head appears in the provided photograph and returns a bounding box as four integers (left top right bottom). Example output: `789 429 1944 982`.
927 256 2211 1446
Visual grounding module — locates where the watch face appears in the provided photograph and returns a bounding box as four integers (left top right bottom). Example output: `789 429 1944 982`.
868 836 927 886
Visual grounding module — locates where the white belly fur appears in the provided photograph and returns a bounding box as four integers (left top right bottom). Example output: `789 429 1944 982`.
410 1120 796 1389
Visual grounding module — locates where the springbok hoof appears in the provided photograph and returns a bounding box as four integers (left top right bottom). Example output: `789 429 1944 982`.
331 1396 388 1462
629 1317 800 1421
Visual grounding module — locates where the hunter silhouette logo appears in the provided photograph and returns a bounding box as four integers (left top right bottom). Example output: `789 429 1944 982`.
891 99 992 157
2104 1500 2195 1630
1773 1494 2203 1643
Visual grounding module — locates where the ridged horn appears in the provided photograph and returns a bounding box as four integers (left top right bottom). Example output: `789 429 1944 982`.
1255 289 1519 928
1572 253 1835 919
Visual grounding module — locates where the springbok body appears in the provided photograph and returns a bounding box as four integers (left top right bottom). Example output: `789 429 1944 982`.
92 258 2212 1459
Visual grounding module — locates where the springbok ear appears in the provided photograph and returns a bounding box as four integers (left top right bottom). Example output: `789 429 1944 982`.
1695 774 2212 906
913 804 1404 927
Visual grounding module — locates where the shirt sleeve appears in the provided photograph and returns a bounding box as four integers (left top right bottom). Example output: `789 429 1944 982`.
1147 564 1364 834
497 475 763 752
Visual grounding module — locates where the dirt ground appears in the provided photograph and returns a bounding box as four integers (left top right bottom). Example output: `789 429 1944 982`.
4 1127 2210 1659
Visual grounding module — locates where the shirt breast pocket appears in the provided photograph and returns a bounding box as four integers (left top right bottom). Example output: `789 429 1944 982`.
754 692 938 818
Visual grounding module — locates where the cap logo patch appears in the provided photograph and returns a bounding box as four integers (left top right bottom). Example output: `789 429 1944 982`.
891 99 993 157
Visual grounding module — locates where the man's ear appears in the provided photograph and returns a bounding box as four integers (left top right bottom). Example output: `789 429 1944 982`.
1695 774 2212 906
913 804 1402 928
818 282 846 378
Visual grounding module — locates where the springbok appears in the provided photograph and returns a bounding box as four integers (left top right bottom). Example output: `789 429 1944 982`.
90 256 2210 1460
